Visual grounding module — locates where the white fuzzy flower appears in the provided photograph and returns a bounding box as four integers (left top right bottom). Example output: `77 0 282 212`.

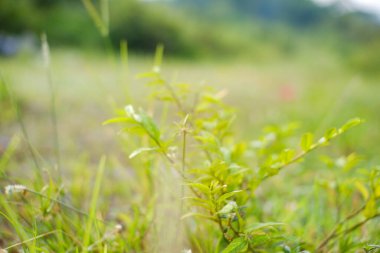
125 105 141 122
4 185 27 195
182 249 192 253
41 33 50 68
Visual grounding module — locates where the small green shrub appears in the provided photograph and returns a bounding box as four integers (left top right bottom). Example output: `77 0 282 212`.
0 47 379 252
103 48 379 252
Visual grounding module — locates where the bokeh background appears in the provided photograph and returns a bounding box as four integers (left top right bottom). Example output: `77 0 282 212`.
1 0 380 161
1 0 380 250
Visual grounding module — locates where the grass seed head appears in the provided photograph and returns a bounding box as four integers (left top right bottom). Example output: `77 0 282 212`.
4 185 27 195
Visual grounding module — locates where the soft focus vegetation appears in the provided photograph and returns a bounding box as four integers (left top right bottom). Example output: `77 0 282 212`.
2 0 380 69
0 0 380 252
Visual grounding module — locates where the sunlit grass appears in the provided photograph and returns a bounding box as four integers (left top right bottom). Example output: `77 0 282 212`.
0 48 379 252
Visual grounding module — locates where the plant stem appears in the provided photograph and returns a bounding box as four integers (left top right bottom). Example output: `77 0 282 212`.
160 76 213 163
316 204 366 251
41 34 62 182
336 213 380 238
2 76 41 171
177 117 188 249
26 188 108 224
180 119 188 215
4 230 57 250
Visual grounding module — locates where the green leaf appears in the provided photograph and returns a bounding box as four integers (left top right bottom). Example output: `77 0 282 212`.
218 201 238 215
180 212 217 222
300 133 314 152
216 235 230 253
129 147 157 159
102 117 134 125
185 183 211 196
324 128 338 140
124 105 161 141
218 190 242 204
363 196 377 218
245 222 285 233
280 149 295 164
340 118 363 132
139 113 161 141
282 245 291 253
183 197 215 211
221 237 248 253
355 181 369 200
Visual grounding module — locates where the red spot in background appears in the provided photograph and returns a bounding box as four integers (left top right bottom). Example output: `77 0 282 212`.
279 84 297 102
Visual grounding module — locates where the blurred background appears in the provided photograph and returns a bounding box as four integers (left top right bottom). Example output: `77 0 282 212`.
1 0 380 63
1 0 380 248
1 0 379 160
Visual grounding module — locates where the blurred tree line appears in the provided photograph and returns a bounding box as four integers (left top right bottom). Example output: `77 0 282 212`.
0 0 379 74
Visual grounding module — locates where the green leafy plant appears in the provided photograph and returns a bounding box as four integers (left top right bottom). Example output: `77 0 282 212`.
104 48 379 252
1 45 379 252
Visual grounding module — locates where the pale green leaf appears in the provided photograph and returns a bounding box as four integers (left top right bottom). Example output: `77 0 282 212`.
102 117 133 125
324 128 338 140
221 237 248 253
364 196 377 218
355 181 369 200
280 149 295 164
183 197 214 211
185 183 211 195
301 133 314 152
218 201 238 215
181 212 216 221
218 190 242 204
245 222 285 233
340 118 363 132
129 147 157 159
140 113 160 141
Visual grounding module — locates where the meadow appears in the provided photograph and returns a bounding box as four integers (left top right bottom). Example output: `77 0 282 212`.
0 41 379 252
1 2 380 250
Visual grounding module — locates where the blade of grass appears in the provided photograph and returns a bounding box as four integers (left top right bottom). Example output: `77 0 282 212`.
120 40 128 71
0 199 31 252
82 156 107 252
100 0 109 36
3 230 58 251
41 34 62 182
81 0 107 37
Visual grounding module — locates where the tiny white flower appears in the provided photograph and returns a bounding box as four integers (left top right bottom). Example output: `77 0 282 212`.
318 137 327 144
4 185 27 195
125 105 141 122
182 249 192 253
115 224 123 232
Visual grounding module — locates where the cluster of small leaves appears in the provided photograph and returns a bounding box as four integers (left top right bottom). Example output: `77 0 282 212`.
1 52 378 251
105 51 380 252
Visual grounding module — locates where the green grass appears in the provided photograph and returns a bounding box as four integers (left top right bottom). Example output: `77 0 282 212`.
0 48 379 252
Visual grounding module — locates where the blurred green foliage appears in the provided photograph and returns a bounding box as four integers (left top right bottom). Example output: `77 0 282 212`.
109 1 196 56
0 0 39 33
1 0 380 74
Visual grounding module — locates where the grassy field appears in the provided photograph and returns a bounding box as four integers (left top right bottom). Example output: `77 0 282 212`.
2 49 379 159
0 48 379 252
